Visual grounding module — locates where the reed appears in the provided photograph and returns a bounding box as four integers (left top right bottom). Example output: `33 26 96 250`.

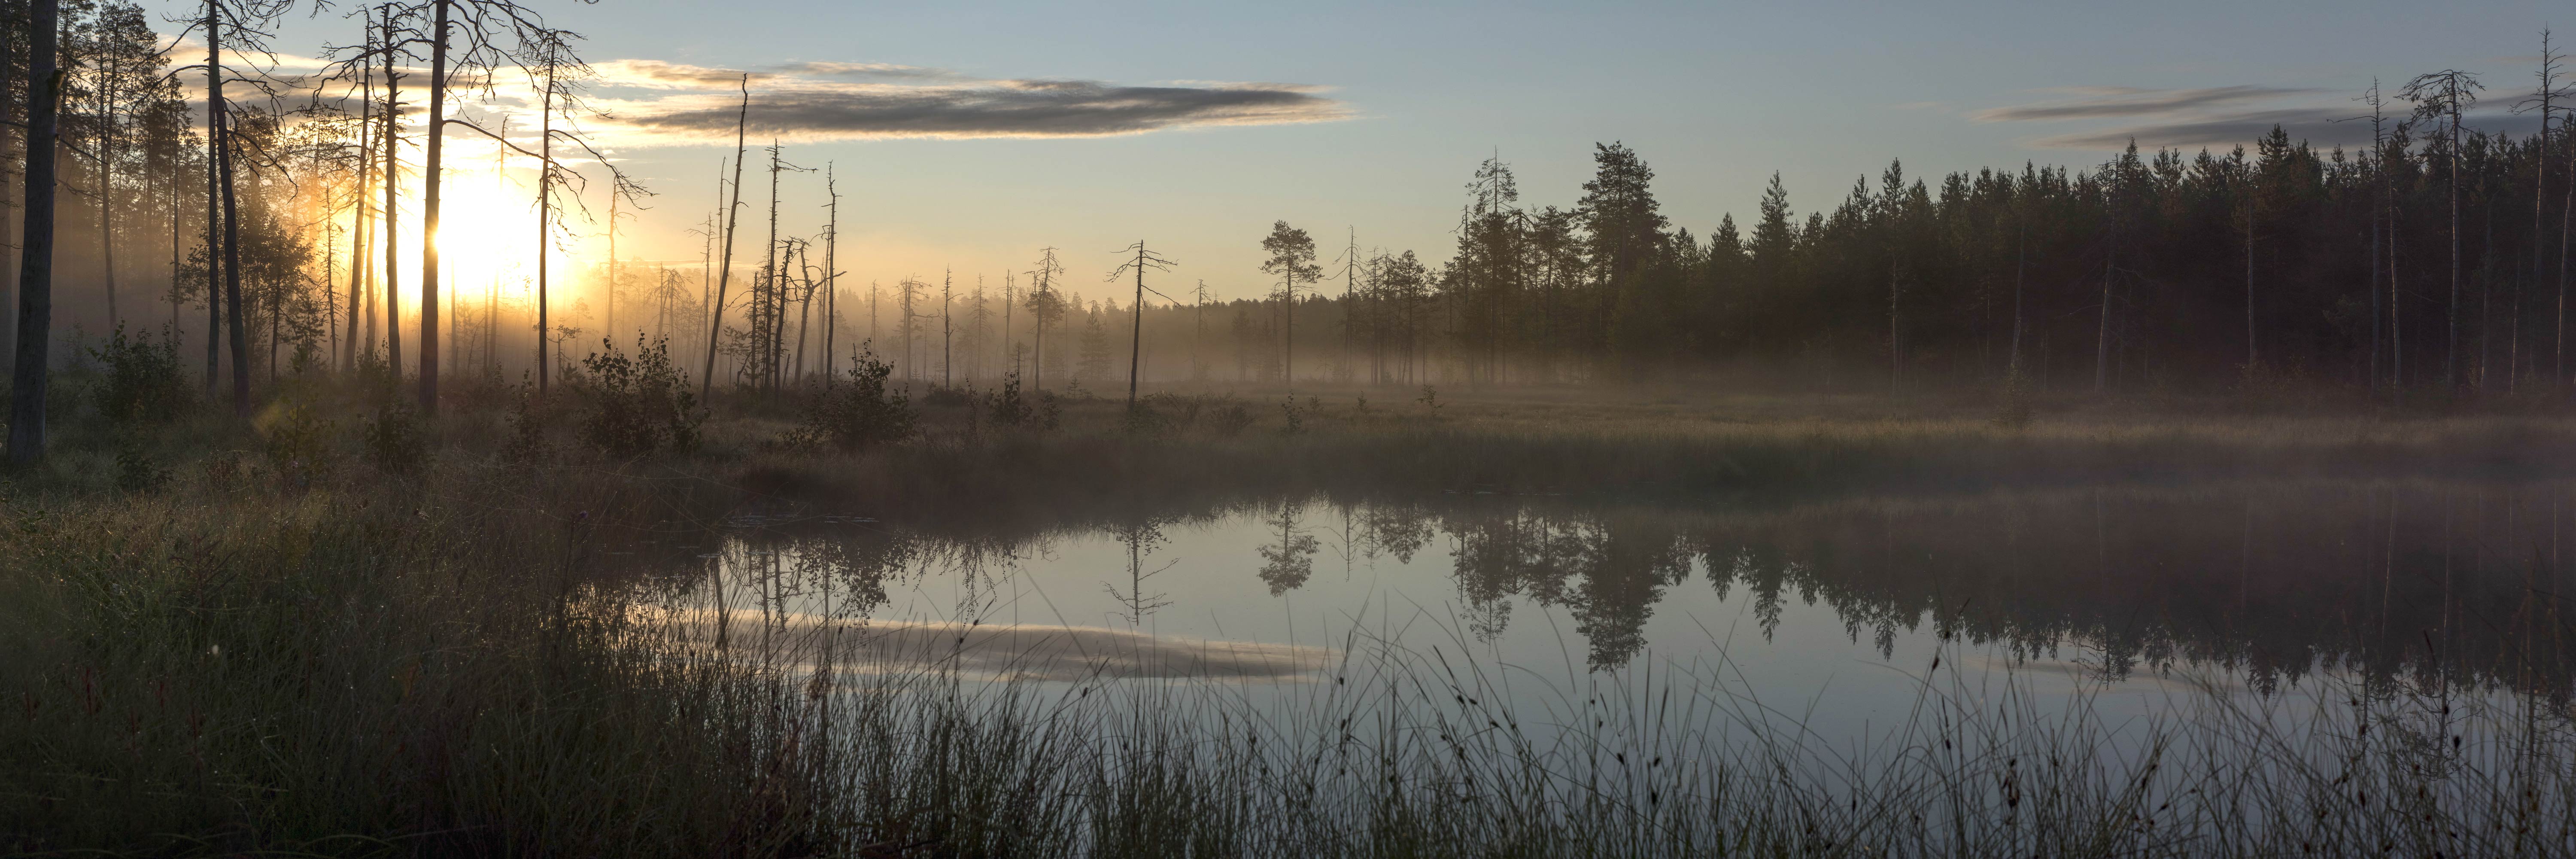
3 378 2572 856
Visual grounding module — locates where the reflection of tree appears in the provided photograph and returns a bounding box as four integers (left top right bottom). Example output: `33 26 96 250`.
1361 506 1434 564
1562 516 1691 669
704 482 2576 694
1685 485 2576 695
1437 506 1689 667
1256 500 1321 595
1105 516 1174 624
778 527 923 621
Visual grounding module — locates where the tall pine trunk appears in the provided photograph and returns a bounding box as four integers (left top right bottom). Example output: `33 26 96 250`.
345 67 371 372
219 105 248 415
381 17 401 378
0 10 18 380
534 55 552 394
416 0 448 413
202 2 220 391
6 0 59 464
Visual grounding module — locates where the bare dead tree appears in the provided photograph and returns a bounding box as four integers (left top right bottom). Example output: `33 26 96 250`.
698 75 746 400
2519 32 2565 393
941 267 954 387
2403 69 2483 391
820 163 839 381
360 0 559 412
510 27 643 395
1106 239 1174 411
1024 246 1063 392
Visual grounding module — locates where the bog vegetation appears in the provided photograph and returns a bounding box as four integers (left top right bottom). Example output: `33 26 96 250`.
0 0 2571 855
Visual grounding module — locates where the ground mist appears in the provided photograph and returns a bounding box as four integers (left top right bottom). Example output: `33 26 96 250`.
4 374 2573 856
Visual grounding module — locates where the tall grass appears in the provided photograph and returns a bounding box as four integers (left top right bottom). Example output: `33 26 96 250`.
4 377 2574 856
635 588 2576 857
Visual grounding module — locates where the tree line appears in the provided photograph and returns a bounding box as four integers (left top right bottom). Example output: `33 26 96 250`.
3 8 2571 463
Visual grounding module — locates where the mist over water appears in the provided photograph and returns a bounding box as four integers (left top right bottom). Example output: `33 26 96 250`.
634 478 2575 757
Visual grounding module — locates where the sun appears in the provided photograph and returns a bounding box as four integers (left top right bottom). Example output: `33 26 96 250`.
431 169 550 298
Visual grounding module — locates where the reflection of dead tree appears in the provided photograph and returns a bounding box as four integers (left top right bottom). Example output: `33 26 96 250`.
1105 518 1174 625
1257 500 1320 596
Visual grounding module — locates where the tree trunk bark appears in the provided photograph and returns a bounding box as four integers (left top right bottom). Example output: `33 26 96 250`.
417 0 448 412
7 0 60 464
698 78 747 400
219 104 249 415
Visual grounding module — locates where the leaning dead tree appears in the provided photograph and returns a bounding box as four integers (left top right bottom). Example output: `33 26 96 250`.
1106 239 1174 410
697 75 747 401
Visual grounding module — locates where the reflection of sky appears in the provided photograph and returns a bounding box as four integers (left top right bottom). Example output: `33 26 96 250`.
680 497 2548 760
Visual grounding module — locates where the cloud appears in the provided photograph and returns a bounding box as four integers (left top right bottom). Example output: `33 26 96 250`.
1973 85 2318 122
1978 82 2553 151
590 59 1348 143
595 59 778 89
2025 108 2546 150
769 61 956 80
2025 107 2354 149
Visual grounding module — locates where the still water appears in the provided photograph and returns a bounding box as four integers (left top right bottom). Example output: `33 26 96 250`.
633 479 2573 752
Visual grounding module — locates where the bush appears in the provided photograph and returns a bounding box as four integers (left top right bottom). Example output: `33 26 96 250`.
575 336 705 460
258 394 336 490
502 378 552 466
988 370 1033 427
86 324 188 426
921 385 976 407
113 442 170 493
785 345 915 451
1207 399 1256 437
360 402 430 476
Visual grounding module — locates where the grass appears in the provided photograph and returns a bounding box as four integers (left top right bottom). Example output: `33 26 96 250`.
3 372 2573 856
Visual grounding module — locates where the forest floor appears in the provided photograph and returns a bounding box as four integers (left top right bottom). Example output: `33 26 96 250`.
3 376 2573 856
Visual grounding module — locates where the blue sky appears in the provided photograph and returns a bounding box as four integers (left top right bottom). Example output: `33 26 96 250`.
250 0 2570 301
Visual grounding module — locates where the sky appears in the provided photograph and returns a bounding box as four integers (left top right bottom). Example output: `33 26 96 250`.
227 0 2576 302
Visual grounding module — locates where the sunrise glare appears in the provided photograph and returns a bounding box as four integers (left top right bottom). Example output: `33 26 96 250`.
5 1 2576 856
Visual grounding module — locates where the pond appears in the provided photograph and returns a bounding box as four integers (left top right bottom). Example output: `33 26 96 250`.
640 480 2572 751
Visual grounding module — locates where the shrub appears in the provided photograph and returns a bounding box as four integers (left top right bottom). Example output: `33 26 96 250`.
360 402 430 476
351 346 401 405
1207 399 1256 437
988 370 1033 427
921 385 976 407
1037 391 1063 432
575 336 705 460
1278 394 1309 436
502 378 552 466
114 442 170 493
86 324 188 426
259 396 336 489
1126 393 1206 435
785 345 915 451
